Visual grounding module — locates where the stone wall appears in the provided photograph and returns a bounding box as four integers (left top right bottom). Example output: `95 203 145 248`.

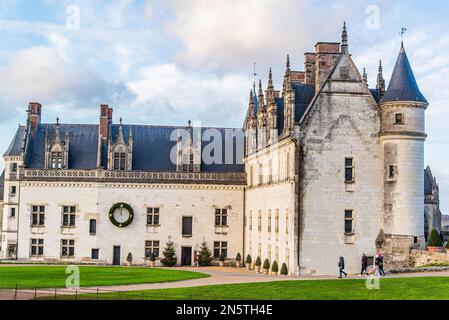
411 249 449 267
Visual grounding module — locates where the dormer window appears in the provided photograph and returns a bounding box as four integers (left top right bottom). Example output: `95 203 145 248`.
51 151 63 169
45 122 69 170
113 152 126 171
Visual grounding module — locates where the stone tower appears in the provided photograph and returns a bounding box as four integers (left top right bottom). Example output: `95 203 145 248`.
379 42 429 267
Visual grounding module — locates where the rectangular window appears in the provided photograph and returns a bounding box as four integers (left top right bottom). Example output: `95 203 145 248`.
395 113 404 125
11 163 17 172
182 217 193 236
249 211 253 231
10 208 16 218
31 206 45 226
91 249 100 260
215 208 228 226
30 239 44 257
147 208 160 226
113 152 126 171
145 240 160 258
213 241 228 259
267 210 272 233
268 160 273 183
286 153 290 179
259 163 263 185
62 206 76 227
345 210 354 234
286 210 289 235
345 158 355 183
51 152 63 169
89 219 97 235
61 239 75 257
388 165 396 179
258 211 262 232
275 210 280 233
10 186 16 195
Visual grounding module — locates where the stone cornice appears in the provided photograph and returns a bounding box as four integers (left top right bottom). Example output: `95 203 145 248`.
380 101 428 109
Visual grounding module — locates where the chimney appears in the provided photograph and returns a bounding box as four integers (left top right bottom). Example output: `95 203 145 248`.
99 104 113 143
290 71 305 83
314 42 340 92
28 102 42 130
304 53 316 85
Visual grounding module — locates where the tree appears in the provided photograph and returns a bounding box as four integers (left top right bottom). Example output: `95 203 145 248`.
263 259 270 271
126 252 133 264
236 253 242 261
271 261 279 274
281 263 288 275
428 229 443 247
219 252 227 262
197 242 214 266
160 241 177 267
149 253 156 262
246 255 252 265
255 256 262 267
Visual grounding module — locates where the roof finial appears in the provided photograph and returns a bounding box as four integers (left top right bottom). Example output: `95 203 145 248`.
363 68 368 84
56 117 59 125
188 120 192 128
378 59 383 73
268 68 273 88
286 54 291 73
258 79 263 96
119 117 123 126
341 21 349 54
377 59 385 96
400 27 407 46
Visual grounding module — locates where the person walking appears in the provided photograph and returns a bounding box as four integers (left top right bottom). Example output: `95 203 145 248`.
360 253 369 276
376 252 385 276
338 256 347 278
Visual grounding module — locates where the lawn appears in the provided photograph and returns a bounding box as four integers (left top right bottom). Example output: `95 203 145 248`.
61 277 449 300
0 266 208 289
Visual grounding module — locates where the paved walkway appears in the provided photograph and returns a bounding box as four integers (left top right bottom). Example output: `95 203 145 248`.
2 266 449 300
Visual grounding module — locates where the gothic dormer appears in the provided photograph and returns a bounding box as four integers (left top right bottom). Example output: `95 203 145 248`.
108 118 133 171
245 90 258 155
176 121 201 172
45 118 70 169
257 80 267 149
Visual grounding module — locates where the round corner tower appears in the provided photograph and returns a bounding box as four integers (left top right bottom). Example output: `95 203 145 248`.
379 42 428 267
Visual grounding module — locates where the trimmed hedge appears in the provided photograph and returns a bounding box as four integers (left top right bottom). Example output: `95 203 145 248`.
271 261 279 273
236 253 242 261
428 229 442 247
281 263 288 275
255 257 262 267
263 259 270 270
246 255 252 265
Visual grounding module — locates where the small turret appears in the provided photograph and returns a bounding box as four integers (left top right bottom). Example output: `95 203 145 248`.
376 60 386 97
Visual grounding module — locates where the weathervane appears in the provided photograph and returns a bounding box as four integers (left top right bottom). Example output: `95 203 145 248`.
252 62 258 93
400 27 407 42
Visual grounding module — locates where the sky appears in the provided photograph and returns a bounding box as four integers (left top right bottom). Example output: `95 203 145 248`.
0 0 448 213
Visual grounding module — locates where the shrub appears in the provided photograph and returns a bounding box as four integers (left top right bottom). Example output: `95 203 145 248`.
271 261 279 273
219 252 227 262
197 242 214 266
246 255 252 265
281 263 288 275
446 241 449 249
263 259 270 270
236 253 242 261
255 256 262 267
160 241 177 267
126 253 133 263
428 229 442 247
149 253 156 262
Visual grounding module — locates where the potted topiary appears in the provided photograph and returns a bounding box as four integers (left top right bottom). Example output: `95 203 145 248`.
126 252 133 266
271 261 279 275
446 241 449 253
255 256 262 273
246 255 252 270
149 253 156 267
263 259 270 275
236 253 242 268
219 252 226 267
428 229 443 253
280 263 288 276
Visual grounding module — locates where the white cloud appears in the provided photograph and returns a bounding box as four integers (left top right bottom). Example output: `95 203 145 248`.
126 63 249 127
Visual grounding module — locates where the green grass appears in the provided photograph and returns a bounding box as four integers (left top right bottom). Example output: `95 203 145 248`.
57 277 449 300
0 266 208 289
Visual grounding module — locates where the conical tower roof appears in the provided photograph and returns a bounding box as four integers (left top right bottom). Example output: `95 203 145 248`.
380 43 427 105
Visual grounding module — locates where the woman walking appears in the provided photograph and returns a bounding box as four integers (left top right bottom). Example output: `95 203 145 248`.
338 256 347 278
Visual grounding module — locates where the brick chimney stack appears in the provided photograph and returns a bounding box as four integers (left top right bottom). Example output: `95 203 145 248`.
314 42 340 92
99 104 113 143
304 53 316 86
28 102 42 130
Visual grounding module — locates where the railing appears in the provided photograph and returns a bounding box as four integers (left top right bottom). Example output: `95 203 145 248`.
22 169 247 185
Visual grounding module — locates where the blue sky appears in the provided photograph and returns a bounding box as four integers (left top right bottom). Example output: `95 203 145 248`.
0 0 448 213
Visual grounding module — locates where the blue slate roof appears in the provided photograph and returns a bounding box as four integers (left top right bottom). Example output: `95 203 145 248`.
370 89 381 103
8 123 244 173
0 170 4 201
292 82 315 122
4 126 26 157
424 167 434 196
381 44 428 104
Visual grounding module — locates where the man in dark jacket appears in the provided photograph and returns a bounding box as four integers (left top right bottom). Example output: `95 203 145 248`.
361 253 368 276
376 252 385 276
338 256 347 278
